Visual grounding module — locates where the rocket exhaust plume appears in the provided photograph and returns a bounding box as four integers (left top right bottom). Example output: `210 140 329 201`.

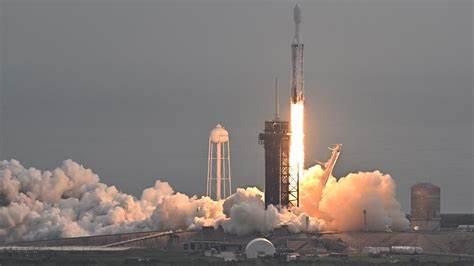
289 102 304 205
289 4 305 206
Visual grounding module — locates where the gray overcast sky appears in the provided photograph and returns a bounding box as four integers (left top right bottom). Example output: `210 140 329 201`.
0 0 472 213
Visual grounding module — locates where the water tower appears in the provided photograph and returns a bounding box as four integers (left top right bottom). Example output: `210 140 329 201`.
206 124 232 200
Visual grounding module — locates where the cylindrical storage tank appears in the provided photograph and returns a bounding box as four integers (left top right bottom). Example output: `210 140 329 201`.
245 238 276 259
410 183 440 231
210 124 229 143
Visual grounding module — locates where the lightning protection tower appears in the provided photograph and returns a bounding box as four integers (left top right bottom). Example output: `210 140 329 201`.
206 124 232 200
259 78 291 209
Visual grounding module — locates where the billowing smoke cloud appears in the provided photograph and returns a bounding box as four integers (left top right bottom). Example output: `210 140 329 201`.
220 187 322 235
299 165 409 231
0 159 408 242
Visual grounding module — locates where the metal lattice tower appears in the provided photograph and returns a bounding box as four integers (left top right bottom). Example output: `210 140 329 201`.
259 121 290 208
259 78 292 209
206 124 232 200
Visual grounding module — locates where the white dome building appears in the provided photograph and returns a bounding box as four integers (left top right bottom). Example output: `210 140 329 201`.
245 238 276 259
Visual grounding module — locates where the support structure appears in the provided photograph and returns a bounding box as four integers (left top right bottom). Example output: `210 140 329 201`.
259 121 290 208
206 124 232 200
259 80 291 208
318 144 342 187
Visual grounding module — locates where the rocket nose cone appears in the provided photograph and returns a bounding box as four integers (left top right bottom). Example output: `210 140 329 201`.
294 4 302 24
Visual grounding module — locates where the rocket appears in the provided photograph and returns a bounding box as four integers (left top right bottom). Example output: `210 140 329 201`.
291 4 304 104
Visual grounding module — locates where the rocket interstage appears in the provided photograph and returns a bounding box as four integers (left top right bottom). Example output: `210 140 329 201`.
289 4 305 207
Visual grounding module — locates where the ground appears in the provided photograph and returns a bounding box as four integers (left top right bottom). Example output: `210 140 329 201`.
3 230 474 265
0 249 473 266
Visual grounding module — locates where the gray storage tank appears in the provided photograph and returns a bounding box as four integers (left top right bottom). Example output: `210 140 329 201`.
410 183 440 231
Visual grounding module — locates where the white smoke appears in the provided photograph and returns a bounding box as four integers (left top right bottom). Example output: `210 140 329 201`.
221 187 321 235
299 165 409 232
0 159 408 243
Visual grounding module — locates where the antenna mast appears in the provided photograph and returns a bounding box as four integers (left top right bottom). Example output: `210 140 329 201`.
274 77 280 121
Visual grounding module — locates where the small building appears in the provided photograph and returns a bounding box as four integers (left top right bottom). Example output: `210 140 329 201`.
440 213 474 228
183 240 243 253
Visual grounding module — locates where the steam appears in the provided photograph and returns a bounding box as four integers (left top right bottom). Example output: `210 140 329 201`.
300 165 409 231
0 159 408 242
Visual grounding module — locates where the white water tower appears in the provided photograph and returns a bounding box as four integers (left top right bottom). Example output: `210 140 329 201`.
206 124 232 200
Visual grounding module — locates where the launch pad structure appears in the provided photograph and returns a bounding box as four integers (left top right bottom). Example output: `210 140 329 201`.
259 78 297 209
259 120 291 208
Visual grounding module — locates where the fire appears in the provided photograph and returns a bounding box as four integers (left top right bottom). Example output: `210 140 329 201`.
289 101 305 204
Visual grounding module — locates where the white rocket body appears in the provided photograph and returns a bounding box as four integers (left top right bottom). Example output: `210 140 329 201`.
291 4 304 104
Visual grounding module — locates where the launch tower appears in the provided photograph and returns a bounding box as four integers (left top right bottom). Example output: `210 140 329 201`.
259 79 291 208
